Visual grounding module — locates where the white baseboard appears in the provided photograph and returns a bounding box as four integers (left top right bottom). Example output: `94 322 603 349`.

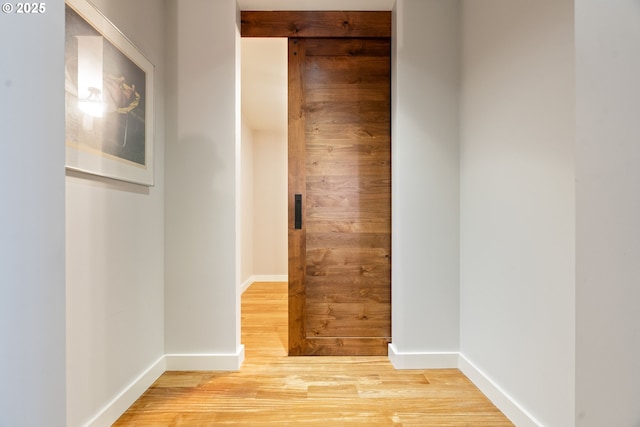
387 343 459 369
86 347 245 426
458 354 541 427
86 355 166 427
387 345 540 426
85 345 535 427
240 277 254 293
165 345 245 371
241 275 288 293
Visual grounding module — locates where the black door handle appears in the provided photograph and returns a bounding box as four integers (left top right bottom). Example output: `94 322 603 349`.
295 194 302 229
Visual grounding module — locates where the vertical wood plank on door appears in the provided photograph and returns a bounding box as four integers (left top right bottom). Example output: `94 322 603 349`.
288 38 307 355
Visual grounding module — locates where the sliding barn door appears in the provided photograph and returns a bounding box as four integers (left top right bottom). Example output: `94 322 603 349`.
288 37 391 356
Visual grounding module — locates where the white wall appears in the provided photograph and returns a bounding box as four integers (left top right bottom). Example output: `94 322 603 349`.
65 1 166 425
164 0 243 365
253 130 288 277
241 119 255 286
0 4 66 427
459 1 575 425
575 1 640 425
391 0 461 356
240 125 287 288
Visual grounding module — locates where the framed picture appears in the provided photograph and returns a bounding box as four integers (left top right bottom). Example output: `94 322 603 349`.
65 0 154 186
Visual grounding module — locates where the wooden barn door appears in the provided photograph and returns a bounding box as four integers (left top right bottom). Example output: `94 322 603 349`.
288 36 391 356
241 11 391 356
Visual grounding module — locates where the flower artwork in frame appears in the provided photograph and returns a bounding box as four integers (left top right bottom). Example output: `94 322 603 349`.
65 0 154 186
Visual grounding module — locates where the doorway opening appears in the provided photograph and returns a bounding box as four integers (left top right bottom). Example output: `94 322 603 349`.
240 37 288 294
240 11 392 357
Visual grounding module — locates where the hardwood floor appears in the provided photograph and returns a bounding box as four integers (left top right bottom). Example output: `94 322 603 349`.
114 282 513 426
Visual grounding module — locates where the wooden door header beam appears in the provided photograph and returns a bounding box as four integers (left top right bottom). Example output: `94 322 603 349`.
241 11 391 38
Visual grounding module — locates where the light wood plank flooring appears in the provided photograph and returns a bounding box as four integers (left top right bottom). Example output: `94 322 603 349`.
114 282 513 426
